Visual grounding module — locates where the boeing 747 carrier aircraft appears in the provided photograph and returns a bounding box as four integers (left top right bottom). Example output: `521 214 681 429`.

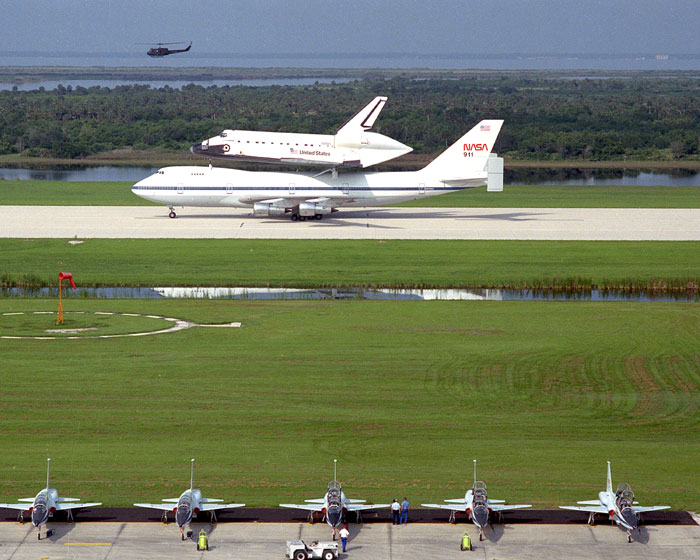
132 119 504 220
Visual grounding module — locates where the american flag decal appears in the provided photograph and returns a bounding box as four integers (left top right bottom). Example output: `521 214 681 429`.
480 125 490 131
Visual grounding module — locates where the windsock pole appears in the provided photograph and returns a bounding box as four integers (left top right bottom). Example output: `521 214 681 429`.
57 261 63 325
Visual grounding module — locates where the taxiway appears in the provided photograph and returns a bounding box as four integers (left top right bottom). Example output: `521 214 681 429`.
1 521 698 560
2 206 700 240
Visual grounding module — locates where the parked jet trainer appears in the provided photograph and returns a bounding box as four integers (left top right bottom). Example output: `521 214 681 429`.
560 461 669 543
134 459 244 540
132 119 504 220
190 96 412 168
0 458 101 540
280 460 389 539
422 460 531 541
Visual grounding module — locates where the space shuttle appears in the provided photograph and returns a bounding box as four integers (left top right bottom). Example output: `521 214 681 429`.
190 96 412 168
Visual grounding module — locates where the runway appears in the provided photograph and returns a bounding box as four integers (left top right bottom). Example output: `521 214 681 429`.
1 521 699 560
2 206 700 240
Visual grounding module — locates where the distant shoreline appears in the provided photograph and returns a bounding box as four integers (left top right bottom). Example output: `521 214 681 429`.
2 66 699 84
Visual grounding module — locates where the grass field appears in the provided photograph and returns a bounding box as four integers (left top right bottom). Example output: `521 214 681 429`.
1 180 700 208
1 299 698 509
2 239 700 291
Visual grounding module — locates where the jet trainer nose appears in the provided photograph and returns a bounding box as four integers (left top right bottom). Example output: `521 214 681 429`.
472 504 489 528
326 504 343 528
621 508 639 531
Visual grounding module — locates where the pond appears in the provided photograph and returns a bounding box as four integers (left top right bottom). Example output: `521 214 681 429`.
2 286 697 302
1 165 698 186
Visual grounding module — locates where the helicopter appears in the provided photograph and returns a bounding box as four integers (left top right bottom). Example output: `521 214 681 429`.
141 41 192 57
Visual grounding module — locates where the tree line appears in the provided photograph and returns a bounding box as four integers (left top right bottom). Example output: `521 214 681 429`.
1 76 698 160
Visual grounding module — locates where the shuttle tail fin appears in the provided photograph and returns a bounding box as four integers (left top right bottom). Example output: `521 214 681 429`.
335 96 387 141
422 120 504 182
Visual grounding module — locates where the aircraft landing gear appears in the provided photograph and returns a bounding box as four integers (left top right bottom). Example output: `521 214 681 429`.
587 512 596 526
168 207 177 219
291 213 299 221
17 511 24 524
627 532 632 543
479 531 484 542
161 511 168 524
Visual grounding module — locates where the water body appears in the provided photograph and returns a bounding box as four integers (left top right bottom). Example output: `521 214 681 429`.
0 77 354 92
2 286 697 302
0 165 697 186
2 51 700 71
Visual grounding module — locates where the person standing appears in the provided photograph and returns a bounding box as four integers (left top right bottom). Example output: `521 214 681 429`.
391 498 401 525
400 497 410 524
339 524 350 552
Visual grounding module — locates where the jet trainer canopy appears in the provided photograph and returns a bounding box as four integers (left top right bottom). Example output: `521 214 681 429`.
616 483 634 507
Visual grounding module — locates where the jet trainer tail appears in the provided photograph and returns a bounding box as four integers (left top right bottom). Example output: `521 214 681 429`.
606 461 613 494
421 120 504 185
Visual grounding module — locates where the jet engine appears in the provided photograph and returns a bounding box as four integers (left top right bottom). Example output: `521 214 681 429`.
298 202 333 217
253 202 287 216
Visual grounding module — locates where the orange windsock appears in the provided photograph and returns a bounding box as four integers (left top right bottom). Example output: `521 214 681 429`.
59 272 76 290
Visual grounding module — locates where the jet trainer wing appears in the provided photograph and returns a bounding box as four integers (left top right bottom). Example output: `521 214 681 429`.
560 505 609 514
200 503 245 511
279 503 324 511
134 503 176 511
489 504 531 512
0 503 32 510
421 503 465 511
55 501 101 511
345 503 390 512
631 506 670 513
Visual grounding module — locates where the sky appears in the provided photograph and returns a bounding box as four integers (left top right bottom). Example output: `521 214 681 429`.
2 0 698 55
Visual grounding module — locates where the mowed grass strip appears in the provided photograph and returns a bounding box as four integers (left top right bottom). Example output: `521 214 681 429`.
0 299 698 509
1 180 700 207
2 239 700 290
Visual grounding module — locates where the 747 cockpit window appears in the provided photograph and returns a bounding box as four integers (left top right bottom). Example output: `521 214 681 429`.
220 131 227 138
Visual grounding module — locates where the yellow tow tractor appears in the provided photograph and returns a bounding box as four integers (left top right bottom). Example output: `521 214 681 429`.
197 529 209 551
460 531 472 551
